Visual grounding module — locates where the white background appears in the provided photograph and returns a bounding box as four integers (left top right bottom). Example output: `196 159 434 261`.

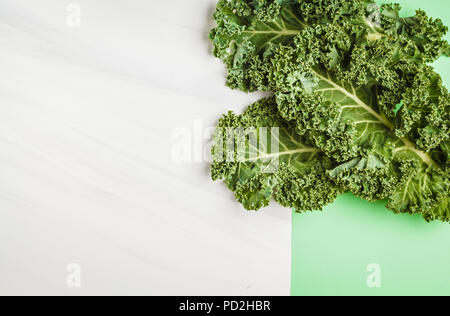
0 0 291 295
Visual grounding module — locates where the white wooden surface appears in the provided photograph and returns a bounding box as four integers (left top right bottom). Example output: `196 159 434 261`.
0 0 291 295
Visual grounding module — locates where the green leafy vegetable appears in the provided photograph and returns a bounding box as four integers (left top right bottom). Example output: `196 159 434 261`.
210 0 449 92
209 0 449 222
211 97 340 211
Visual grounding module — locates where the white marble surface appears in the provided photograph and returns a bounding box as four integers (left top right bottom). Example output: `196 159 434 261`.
0 0 291 295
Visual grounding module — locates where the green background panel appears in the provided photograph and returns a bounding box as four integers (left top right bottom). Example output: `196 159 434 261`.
291 0 450 296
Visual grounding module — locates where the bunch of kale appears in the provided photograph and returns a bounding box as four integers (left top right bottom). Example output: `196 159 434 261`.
209 0 449 222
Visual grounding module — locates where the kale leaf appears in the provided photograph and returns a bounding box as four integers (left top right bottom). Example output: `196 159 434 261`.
209 0 449 222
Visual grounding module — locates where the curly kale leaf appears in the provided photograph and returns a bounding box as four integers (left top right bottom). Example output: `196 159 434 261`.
275 63 449 221
210 0 449 92
265 21 449 220
394 66 450 152
209 0 450 222
387 164 449 222
379 3 449 62
211 97 340 211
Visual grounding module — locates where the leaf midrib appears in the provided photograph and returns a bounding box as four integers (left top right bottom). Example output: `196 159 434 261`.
242 9 304 38
242 28 300 37
243 147 318 163
312 69 437 167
